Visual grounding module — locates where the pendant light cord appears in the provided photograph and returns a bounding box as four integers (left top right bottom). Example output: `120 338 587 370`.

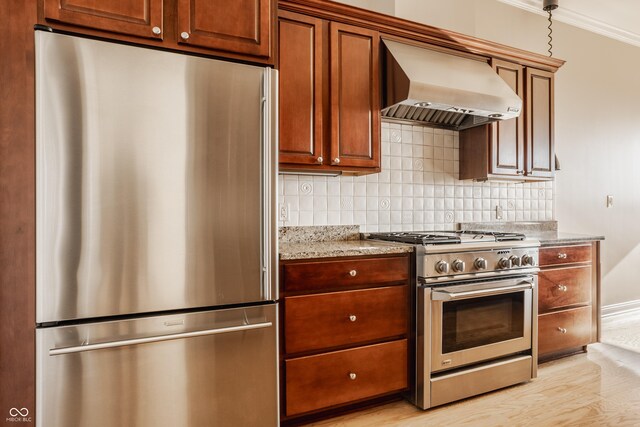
547 10 554 57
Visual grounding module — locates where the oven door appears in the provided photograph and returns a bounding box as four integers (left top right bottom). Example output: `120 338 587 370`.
430 276 535 373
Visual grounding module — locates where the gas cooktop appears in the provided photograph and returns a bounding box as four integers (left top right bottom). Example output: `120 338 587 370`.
368 230 526 245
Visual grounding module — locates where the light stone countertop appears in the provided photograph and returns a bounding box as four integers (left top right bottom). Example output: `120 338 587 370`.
279 239 414 260
527 232 605 246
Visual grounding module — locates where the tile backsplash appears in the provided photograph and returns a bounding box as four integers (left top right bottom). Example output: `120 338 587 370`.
278 122 553 232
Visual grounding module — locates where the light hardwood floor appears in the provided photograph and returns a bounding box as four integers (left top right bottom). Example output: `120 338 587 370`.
308 343 640 426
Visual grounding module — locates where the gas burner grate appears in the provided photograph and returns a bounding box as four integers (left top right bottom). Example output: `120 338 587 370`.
368 232 461 245
458 230 526 241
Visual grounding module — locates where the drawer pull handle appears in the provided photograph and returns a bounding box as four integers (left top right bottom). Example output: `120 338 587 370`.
349 372 357 380
557 327 568 334
558 253 568 259
349 270 357 277
557 284 568 292
348 315 357 322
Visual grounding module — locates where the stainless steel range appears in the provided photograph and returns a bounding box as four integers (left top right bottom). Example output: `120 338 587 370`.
369 231 539 409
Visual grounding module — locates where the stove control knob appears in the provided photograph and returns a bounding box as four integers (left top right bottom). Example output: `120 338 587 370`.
474 258 488 270
435 260 450 274
522 254 535 266
498 257 512 269
509 255 522 267
452 259 466 272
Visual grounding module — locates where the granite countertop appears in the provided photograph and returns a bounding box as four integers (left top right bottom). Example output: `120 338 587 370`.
459 221 604 245
279 239 414 261
526 232 605 246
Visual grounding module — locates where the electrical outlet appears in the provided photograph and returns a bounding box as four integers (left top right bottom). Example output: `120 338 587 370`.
278 202 290 222
496 205 503 220
606 195 614 208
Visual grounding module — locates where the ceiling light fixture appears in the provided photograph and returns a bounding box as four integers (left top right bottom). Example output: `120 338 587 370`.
543 0 559 57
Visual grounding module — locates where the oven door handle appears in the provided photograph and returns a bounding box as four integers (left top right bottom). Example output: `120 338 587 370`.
431 282 534 301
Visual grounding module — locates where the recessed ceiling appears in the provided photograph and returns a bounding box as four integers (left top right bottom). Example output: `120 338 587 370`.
498 0 640 48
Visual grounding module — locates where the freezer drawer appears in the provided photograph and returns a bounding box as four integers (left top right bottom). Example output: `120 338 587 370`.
36 304 278 427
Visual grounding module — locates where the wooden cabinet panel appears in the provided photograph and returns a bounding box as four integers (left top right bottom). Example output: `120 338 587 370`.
538 266 592 313
538 306 591 355
539 244 592 267
43 0 163 39
177 0 272 57
285 286 408 354
283 255 409 292
491 59 524 176
330 22 380 168
526 68 554 178
278 11 323 165
285 339 407 416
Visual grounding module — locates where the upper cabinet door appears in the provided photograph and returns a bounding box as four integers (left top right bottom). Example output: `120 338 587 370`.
177 0 272 58
526 68 555 178
43 0 163 39
278 11 324 166
491 59 524 177
329 22 380 169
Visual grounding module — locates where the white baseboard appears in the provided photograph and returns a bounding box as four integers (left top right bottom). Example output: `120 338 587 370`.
602 299 640 318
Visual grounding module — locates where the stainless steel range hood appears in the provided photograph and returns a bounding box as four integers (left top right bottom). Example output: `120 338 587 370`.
382 39 522 130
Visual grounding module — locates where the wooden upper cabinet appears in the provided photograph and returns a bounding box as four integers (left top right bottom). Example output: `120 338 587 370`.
277 16 381 174
43 0 164 39
491 59 524 176
460 61 555 181
330 22 380 169
177 0 272 57
526 68 555 178
278 11 323 165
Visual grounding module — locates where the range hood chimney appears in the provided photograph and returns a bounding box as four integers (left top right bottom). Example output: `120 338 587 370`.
382 39 522 130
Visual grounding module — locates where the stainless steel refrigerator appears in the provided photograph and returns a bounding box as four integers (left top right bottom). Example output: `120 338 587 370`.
35 31 278 427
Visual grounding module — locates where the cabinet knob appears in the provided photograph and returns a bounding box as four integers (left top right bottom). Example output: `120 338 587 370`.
181 32 190 40
316 156 323 163
349 372 357 380
333 157 340 164
349 270 357 277
557 327 568 334
557 284 568 292
349 315 357 322
152 26 162 36
557 253 568 259
516 170 524 175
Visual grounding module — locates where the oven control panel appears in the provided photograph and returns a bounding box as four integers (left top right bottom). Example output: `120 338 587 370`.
419 248 539 280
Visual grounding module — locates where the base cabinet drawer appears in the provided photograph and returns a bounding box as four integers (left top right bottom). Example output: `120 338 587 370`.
539 244 592 267
538 306 592 355
285 286 408 354
283 256 409 291
538 266 591 312
285 339 407 416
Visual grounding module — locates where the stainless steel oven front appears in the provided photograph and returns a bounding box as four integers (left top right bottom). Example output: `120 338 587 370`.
430 276 535 372
415 274 538 409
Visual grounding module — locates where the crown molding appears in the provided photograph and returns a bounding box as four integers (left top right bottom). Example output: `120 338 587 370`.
498 0 640 48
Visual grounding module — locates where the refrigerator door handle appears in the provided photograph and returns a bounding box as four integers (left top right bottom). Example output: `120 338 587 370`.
48 321 273 356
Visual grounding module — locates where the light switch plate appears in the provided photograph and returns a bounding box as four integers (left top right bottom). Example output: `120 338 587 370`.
606 195 614 208
279 202 290 221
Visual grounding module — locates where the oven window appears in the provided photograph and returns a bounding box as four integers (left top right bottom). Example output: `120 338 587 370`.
442 292 524 353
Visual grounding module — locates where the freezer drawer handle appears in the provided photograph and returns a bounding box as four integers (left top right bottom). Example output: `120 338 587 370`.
49 322 273 356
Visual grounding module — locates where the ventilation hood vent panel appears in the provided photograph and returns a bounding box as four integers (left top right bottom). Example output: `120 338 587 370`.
382 39 522 130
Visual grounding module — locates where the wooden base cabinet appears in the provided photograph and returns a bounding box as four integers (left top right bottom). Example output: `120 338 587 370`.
280 254 410 422
537 242 600 361
40 0 275 63
277 11 381 175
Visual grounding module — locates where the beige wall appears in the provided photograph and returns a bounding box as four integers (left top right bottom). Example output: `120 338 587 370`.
334 0 640 307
